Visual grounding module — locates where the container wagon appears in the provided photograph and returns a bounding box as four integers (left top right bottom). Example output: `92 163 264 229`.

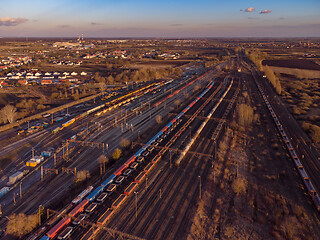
0 187 9 198
46 217 71 239
72 186 93 204
97 208 114 226
8 171 24 185
112 194 127 209
124 182 137 195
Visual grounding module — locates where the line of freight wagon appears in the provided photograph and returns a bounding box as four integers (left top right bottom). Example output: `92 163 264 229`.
253 74 320 212
153 69 213 107
175 77 233 166
39 72 214 240
51 82 159 135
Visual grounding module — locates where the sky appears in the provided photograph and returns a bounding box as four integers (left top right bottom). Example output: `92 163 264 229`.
0 0 319 38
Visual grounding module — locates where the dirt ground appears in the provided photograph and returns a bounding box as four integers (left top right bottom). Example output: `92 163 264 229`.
188 90 320 239
262 59 320 71
270 67 320 79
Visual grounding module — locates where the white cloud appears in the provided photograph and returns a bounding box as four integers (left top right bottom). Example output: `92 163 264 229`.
260 10 272 14
245 7 255 12
0 17 28 26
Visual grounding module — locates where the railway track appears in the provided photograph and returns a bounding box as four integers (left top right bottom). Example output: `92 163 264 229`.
1 74 210 220
96 76 238 240
244 59 320 198
7 71 216 240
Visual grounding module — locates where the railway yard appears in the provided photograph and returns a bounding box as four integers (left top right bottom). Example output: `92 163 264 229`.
0 52 320 240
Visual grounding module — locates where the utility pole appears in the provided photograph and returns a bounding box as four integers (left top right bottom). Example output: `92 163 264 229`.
20 182 22 199
66 140 69 159
214 142 217 160
134 192 138 219
41 166 43 181
198 175 201 199
63 142 65 159
159 189 162 199
54 153 57 167
38 205 42 225
169 150 172 168
87 122 89 135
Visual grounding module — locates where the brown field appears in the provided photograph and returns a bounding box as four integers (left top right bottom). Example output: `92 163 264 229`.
127 59 190 69
262 59 320 71
270 66 320 79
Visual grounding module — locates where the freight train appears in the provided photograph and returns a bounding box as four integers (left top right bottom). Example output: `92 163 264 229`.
50 83 158 135
254 74 320 212
39 77 215 240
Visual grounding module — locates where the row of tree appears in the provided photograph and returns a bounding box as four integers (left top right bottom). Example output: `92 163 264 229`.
94 67 183 84
264 66 282 94
245 49 282 94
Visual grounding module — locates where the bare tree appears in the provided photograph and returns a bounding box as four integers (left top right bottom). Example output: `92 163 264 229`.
98 154 109 174
98 83 106 93
120 138 130 149
107 75 114 84
174 99 181 108
6 213 38 237
1 105 17 124
76 170 90 182
155 115 162 124
190 200 216 240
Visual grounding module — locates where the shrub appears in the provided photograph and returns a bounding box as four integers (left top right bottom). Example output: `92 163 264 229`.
232 177 248 195
113 148 122 160
237 104 254 126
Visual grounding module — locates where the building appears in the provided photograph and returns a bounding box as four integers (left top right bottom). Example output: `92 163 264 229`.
18 80 28 85
41 79 53 85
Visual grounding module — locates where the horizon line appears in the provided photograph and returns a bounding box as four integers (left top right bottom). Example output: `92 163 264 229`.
1 36 320 40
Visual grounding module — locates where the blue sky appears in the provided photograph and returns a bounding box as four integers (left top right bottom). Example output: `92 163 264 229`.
0 0 319 37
